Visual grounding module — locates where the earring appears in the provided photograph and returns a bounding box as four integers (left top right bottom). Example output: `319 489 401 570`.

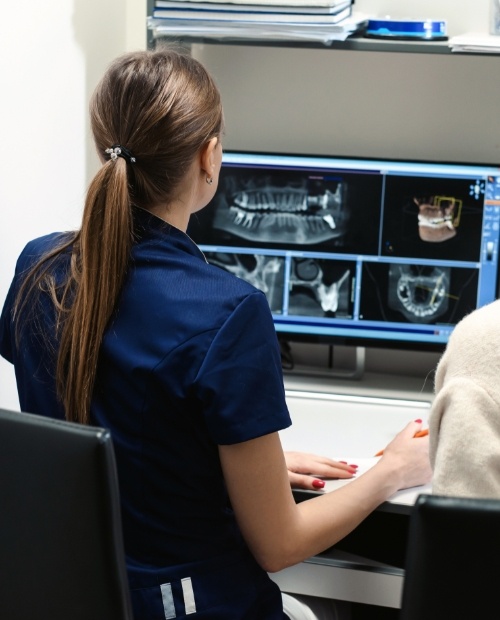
206 176 213 185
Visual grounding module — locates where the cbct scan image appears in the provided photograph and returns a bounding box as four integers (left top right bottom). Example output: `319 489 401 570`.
288 258 355 318
381 175 485 261
360 262 479 326
212 170 347 246
204 252 285 314
189 166 384 254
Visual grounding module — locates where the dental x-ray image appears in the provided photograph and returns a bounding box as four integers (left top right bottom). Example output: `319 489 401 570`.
288 258 355 318
381 175 484 261
188 166 383 254
204 251 285 313
212 168 348 246
359 262 479 326
387 264 450 323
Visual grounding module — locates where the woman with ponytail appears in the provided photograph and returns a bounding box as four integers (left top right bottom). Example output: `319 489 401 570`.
0 47 431 619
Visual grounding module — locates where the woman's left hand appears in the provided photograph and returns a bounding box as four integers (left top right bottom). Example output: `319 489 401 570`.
284 451 357 490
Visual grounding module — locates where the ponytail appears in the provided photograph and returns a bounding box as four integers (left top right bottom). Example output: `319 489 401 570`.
14 158 133 424
58 159 133 423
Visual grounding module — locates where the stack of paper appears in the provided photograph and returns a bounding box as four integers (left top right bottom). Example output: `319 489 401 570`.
449 32 500 53
149 0 369 45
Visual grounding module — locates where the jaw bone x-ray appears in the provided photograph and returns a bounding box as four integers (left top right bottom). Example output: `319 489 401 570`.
388 264 450 323
211 171 349 246
205 252 285 313
289 258 353 317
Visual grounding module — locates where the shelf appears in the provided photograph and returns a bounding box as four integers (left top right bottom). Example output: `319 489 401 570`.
149 32 500 56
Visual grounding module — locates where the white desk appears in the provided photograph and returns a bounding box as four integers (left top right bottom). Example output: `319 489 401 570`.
270 383 433 610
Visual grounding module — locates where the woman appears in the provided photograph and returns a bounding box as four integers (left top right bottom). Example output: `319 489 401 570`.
0 47 431 619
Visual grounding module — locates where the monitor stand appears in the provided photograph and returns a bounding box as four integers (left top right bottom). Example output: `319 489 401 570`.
282 343 366 381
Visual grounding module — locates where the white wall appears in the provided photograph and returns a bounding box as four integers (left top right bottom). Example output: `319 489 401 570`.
0 0 497 409
0 0 147 410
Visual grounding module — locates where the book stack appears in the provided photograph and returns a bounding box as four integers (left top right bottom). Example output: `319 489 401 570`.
148 0 369 45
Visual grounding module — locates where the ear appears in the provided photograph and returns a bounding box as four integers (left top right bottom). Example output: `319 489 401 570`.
199 137 219 177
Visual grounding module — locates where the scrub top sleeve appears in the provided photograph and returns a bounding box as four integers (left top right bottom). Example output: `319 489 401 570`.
0 243 35 364
194 291 292 445
0 272 18 364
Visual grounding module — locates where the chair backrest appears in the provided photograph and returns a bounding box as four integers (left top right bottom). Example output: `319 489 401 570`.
0 407 133 620
400 492 500 620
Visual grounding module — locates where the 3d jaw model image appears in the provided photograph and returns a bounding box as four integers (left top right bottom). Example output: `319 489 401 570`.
414 195 462 243
388 264 450 323
212 175 347 245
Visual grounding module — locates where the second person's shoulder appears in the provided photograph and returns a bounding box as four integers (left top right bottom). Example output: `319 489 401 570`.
452 299 500 339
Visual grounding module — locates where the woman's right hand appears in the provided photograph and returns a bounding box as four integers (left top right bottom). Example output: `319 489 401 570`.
378 420 433 490
219 424 432 574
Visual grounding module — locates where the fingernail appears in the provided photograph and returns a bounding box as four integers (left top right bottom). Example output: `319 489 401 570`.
312 479 325 489
348 467 357 473
415 419 422 423
349 464 358 469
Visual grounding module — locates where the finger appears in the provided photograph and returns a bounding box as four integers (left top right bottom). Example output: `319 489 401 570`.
398 418 425 440
305 462 358 479
290 454 356 474
379 419 428 456
376 419 425 456
288 472 327 491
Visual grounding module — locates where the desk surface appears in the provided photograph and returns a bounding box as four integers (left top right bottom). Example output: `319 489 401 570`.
281 385 433 512
272 377 432 608
273 379 433 608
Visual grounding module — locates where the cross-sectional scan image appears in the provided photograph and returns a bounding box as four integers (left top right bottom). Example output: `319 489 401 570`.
387 264 450 323
205 252 285 313
288 258 355 318
359 262 479 325
381 175 485 261
188 166 383 254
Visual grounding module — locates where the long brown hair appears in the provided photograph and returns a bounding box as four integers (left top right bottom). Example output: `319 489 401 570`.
14 47 224 424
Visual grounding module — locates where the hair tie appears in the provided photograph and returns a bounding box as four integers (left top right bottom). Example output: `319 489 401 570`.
105 145 136 164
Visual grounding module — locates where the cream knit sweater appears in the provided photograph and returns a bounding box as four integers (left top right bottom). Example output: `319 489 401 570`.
429 299 500 498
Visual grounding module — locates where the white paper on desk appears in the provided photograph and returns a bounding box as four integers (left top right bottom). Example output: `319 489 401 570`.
321 457 432 506
449 32 500 53
321 457 379 492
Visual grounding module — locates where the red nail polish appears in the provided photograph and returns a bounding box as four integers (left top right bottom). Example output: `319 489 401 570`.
415 419 422 423
312 479 325 489
349 464 358 469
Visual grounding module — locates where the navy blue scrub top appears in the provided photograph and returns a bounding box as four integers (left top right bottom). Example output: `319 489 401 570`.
0 207 292 619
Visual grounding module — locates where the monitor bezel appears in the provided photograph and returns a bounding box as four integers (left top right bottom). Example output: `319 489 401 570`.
194 149 500 355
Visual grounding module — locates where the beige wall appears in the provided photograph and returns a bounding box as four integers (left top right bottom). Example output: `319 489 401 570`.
0 0 148 410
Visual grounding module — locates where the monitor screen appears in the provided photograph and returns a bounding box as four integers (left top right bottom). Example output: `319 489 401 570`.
187 151 500 352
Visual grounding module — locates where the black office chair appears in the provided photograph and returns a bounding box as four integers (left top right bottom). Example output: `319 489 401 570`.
0 407 133 620
400 493 500 619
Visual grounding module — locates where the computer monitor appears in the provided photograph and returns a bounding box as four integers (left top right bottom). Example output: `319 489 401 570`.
188 151 500 353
